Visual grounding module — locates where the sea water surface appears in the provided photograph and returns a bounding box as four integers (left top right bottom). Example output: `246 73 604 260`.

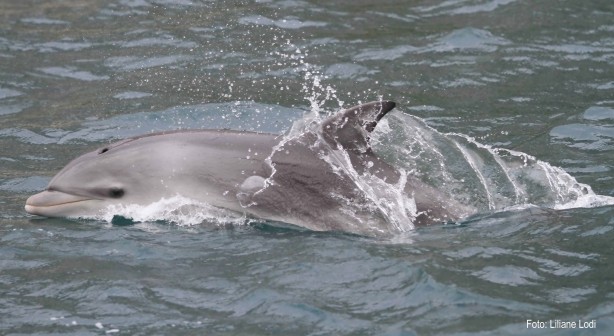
1 0 614 335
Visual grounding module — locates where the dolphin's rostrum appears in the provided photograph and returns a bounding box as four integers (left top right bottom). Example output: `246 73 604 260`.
25 101 472 235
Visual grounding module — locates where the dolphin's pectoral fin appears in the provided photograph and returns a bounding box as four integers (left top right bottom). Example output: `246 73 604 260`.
321 101 396 152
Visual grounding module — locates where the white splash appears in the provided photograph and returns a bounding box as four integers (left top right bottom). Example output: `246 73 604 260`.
371 111 614 213
319 146 418 232
91 195 247 227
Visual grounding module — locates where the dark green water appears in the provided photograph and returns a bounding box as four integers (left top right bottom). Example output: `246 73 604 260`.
1 0 613 335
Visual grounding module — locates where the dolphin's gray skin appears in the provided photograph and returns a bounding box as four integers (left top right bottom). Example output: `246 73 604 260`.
25 101 472 235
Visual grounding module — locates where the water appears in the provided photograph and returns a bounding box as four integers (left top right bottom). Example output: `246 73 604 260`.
1 0 614 334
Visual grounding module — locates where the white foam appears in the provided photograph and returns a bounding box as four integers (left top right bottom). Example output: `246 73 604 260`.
88 195 247 227
554 193 614 210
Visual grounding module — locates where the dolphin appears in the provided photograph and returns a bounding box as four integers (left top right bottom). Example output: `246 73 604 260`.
25 101 472 235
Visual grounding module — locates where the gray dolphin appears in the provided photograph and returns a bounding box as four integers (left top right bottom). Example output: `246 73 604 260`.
25 101 472 235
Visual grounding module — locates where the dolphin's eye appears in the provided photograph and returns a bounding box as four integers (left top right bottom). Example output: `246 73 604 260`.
109 188 125 198
99 147 109 154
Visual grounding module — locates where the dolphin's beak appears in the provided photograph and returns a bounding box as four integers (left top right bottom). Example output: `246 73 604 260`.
25 190 94 217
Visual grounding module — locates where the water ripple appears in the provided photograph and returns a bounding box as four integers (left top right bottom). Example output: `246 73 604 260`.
239 15 327 29
38 66 109 81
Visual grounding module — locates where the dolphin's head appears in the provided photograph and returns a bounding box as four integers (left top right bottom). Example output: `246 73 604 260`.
25 138 169 218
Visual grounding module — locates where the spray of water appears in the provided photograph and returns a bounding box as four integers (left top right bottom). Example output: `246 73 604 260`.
91 195 248 227
371 112 614 213
258 55 419 232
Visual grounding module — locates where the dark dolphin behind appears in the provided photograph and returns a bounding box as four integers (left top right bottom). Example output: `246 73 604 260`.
25 101 472 235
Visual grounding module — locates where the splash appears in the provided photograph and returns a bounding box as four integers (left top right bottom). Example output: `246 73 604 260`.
317 147 418 232
257 55 613 234
295 50 420 230
262 66 420 232
371 112 614 213
91 195 248 227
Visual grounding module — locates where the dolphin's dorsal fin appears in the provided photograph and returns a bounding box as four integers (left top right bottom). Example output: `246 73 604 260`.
321 101 396 152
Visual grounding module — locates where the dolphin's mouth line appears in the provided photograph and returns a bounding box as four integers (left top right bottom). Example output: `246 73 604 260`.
25 189 102 216
26 196 94 208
